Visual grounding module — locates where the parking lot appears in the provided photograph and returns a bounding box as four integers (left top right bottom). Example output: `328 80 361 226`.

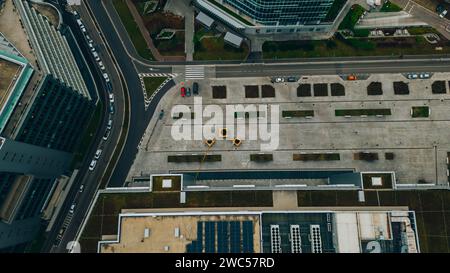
128 72 450 186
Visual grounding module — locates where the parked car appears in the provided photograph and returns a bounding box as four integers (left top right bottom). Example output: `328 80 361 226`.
186 87 191 97
440 10 448 18
103 129 110 141
93 51 100 62
98 61 105 71
274 77 284 83
107 119 113 130
109 103 115 114
69 203 76 214
88 159 97 171
103 73 110 82
94 149 102 159
286 76 297 82
192 82 199 95
109 93 114 103
79 185 84 193
407 73 418 79
180 86 186 97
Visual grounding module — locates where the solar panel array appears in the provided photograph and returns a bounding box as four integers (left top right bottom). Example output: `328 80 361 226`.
186 220 254 253
310 225 323 253
270 225 282 253
290 225 302 253
243 221 254 253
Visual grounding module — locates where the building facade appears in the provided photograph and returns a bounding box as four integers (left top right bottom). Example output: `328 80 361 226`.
224 0 335 26
0 0 96 250
194 0 348 38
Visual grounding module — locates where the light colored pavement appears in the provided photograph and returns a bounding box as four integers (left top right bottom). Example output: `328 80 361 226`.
0 0 36 65
273 191 299 210
185 8 195 61
124 0 162 61
391 0 450 40
356 11 426 28
124 0 185 61
165 0 194 61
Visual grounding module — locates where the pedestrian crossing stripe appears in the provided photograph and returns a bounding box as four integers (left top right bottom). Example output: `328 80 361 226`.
139 73 177 77
185 65 205 79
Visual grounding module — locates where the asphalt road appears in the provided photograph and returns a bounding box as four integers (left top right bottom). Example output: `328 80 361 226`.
41 0 126 253
42 0 175 252
42 0 450 253
214 58 450 78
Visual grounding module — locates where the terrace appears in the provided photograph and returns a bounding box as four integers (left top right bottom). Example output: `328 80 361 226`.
0 52 33 133
130 73 450 189
99 213 261 253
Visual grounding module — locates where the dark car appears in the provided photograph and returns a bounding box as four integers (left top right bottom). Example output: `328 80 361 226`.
193 82 199 95
287 76 297 82
109 103 115 114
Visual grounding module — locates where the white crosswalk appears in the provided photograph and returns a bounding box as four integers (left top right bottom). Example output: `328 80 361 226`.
185 65 205 79
139 73 177 78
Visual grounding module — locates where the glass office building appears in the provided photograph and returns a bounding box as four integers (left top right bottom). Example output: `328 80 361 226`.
0 1 96 250
223 0 336 26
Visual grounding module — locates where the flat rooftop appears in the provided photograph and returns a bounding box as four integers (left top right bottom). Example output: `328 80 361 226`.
97 210 418 253
0 52 32 133
0 56 21 110
99 213 261 253
131 72 450 187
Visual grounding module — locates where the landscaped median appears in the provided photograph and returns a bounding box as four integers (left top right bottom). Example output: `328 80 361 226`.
71 102 103 169
193 24 249 61
112 0 154 60
143 76 167 98
335 108 391 117
338 4 366 31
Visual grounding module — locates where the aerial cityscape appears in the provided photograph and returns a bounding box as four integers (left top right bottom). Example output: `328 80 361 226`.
0 0 450 261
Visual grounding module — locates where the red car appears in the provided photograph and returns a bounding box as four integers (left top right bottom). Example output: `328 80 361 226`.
180 87 186 97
